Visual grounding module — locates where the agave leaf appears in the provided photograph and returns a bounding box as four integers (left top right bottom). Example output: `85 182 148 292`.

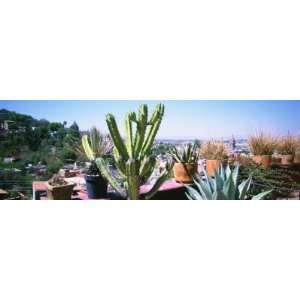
238 175 252 200
194 178 213 200
231 165 240 198
185 192 195 200
223 174 236 199
232 165 240 186
251 190 272 200
212 189 228 200
214 170 223 191
203 172 214 194
225 164 231 179
220 165 225 181
185 185 204 200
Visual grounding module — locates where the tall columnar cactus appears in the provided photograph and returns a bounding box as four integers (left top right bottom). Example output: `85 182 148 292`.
96 104 172 200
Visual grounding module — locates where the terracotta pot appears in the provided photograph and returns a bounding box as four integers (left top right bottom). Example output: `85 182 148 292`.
46 182 75 200
173 163 198 183
252 155 272 169
205 159 221 177
281 154 294 165
294 155 300 164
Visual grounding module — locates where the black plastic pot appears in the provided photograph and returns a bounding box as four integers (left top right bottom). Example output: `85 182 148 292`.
85 174 108 199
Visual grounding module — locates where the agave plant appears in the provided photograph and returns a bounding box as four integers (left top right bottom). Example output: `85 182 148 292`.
96 104 172 200
186 164 272 200
171 141 200 163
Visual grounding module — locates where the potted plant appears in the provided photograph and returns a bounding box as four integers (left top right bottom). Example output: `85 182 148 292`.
248 133 277 169
96 104 172 200
171 142 200 183
200 141 228 176
81 127 113 199
276 135 299 165
46 174 75 200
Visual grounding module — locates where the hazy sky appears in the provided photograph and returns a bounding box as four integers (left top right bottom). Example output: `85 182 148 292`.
1 100 299 139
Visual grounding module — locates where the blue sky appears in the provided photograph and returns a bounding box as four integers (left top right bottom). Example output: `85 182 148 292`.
0 100 299 139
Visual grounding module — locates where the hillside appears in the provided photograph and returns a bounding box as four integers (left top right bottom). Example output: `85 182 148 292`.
0 108 81 166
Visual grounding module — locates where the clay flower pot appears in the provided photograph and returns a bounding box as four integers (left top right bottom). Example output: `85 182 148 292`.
173 163 198 183
281 154 294 165
252 155 272 169
294 155 300 164
205 159 221 177
46 182 75 200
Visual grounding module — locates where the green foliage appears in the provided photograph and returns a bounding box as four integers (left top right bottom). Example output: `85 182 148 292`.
239 161 300 199
186 164 272 200
171 141 200 163
81 127 113 161
152 143 174 157
96 104 172 200
45 156 64 178
0 168 33 199
0 109 81 165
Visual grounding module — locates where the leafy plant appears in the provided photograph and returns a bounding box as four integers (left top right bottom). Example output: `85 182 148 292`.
200 141 228 160
81 127 113 160
186 164 272 200
96 104 172 200
248 132 277 155
276 135 299 155
48 174 68 187
171 141 200 163
81 127 113 175
239 160 300 199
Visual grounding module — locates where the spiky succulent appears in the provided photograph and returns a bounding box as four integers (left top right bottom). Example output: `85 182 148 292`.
171 141 200 163
96 104 172 200
81 127 113 161
186 164 272 200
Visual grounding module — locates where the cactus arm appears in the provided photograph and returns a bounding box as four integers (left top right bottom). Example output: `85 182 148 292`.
133 105 148 157
82 135 95 161
126 159 139 200
141 118 163 157
106 114 129 161
125 113 134 158
140 104 164 157
143 169 169 200
139 156 156 177
96 158 126 198
115 157 127 177
148 103 164 125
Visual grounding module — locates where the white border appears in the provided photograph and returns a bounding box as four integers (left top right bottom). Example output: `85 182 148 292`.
0 0 300 100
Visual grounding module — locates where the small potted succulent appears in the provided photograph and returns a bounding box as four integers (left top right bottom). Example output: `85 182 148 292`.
248 133 277 169
81 127 113 199
276 136 299 165
171 142 200 183
46 174 75 200
200 141 228 177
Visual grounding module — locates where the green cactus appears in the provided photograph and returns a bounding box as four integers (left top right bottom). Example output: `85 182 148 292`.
96 104 171 200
